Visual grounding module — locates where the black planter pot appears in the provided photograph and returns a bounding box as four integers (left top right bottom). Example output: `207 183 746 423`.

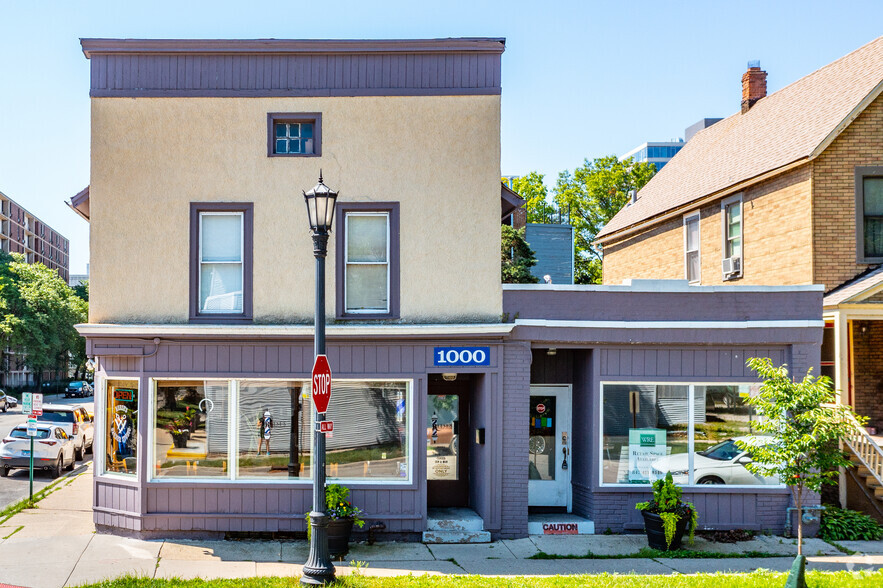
327 518 355 556
641 510 688 551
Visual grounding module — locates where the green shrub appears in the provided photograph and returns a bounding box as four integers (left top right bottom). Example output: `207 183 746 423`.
819 507 882 541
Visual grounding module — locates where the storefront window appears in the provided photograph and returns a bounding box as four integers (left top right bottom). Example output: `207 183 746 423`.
154 380 229 478
106 379 138 476
601 383 780 486
323 381 409 481
236 380 310 479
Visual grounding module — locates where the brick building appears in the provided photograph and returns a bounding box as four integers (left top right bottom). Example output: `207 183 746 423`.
596 37 883 519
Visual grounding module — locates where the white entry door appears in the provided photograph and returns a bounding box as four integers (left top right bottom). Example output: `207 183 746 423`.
527 385 572 510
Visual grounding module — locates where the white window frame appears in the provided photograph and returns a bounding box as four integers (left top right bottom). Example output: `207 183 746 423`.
683 212 701 284
344 212 391 314
598 380 785 489
146 377 414 485
721 194 743 278
96 374 140 480
198 212 244 314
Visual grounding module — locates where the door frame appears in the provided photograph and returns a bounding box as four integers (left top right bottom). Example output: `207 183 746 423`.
528 384 573 512
426 378 471 508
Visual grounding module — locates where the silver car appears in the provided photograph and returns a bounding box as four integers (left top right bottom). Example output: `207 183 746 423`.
36 404 94 461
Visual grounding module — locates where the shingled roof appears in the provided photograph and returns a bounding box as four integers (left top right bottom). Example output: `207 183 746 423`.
597 36 883 242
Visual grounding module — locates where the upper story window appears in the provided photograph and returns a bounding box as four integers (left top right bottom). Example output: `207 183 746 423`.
857 168 883 261
683 213 700 284
189 203 253 323
336 203 400 319
721 195 743 279
267 113 321 157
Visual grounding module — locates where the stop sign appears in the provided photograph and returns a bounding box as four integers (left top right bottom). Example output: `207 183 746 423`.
311 355 332 414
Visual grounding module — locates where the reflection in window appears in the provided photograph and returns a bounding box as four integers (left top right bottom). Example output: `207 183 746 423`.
106 380 138 476
237 380 310 479
428 395 459 481
602 383 779 486
154 381 229 478
324 381 408 480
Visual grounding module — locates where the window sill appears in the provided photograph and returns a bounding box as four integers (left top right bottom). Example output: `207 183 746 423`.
189 315 254 325
594 484 788 493
268 152 322 158
336 312 400 321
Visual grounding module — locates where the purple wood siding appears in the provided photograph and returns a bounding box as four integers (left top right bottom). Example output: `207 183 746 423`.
599 346 788 380
86 50 502 98
93 338 504 536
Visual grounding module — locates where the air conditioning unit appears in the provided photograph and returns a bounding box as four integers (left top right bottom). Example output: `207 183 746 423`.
722 256 742 278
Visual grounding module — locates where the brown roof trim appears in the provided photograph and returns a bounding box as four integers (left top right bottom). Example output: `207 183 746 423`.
81 38 506 57
67 186 90 222
596 158 810 246
501 183 525 219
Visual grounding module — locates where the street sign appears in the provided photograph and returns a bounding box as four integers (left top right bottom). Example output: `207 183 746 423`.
22 393 31 414
32 393 43 416
311 355 332 414
26 418 37 437
319 421 334 433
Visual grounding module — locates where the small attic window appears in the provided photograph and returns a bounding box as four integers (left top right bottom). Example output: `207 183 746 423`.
267 113 322 157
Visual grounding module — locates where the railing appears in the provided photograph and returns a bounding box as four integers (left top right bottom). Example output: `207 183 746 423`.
843 413 883 489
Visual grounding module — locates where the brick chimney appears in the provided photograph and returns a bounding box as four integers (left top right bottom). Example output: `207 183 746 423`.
741 60 767 113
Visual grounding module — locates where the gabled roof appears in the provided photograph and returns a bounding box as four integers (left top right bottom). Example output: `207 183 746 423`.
823 265 883 306
67 186 89 222
598 36 883 242
501 183 525 220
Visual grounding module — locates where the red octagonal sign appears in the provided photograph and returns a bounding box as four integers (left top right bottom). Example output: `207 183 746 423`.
311 355 333 414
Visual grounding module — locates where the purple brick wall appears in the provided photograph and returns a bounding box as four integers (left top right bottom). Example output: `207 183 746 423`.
500 342 531 538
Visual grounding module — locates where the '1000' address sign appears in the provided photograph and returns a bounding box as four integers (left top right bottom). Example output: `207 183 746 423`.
434 347 490 366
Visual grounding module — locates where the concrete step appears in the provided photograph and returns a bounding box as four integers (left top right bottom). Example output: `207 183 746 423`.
425 508 484 532
422 529 492 543
528 513 595 536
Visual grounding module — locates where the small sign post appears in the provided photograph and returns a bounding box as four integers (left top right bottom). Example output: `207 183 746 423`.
26 417 37 500
22 392 31 415
32 393 43 416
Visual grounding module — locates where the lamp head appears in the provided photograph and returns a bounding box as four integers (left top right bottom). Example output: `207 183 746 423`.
303 170 338 233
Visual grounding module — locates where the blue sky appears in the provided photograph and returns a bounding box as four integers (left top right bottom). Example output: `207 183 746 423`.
2 1 883 274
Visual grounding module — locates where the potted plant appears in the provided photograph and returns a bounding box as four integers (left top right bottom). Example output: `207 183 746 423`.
307 483 365 556
636 472 698 551
167 419 190 449
184 406 201 433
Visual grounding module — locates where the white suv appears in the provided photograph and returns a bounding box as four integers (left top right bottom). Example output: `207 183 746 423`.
36 404 94 461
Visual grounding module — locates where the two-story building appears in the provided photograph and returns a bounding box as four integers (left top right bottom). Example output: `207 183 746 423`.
597 37 883 519
74 37 822 540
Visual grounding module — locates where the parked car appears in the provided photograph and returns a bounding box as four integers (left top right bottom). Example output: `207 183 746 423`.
41 380 69 395
5 394 17 408
36 404 94 461
64 381 93 398
0 390 10 413
0 423 76 478
650 437 779 486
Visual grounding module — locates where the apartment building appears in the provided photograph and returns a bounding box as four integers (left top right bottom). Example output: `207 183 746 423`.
74 37 819 540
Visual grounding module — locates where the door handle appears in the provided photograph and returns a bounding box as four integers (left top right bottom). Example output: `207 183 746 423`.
562 446 568 471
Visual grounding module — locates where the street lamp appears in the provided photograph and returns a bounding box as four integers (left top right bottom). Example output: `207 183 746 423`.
301 171 338 586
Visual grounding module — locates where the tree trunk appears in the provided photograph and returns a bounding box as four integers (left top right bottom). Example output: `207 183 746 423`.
795 485 803 557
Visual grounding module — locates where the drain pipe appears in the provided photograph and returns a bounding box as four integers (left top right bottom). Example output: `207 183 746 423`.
784 505 826 537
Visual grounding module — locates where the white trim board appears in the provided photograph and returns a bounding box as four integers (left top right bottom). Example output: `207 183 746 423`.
76 323 515 338
515 319 824 330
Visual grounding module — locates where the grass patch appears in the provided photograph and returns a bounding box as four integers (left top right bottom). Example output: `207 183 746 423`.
529 548 783 560
2 525 23 539
75 570 883 587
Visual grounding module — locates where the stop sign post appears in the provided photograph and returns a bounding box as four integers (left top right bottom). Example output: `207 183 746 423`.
311 355 332 415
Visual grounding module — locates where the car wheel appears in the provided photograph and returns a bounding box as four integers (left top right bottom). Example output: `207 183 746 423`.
86 440 93 455
697 475 725 485
65 453 75 471
75 442 84 461
0 467 8 477
1 403 6 413
52 456 62 478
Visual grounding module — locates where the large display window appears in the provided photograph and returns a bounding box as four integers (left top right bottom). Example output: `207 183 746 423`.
601 382 780 487
148 378 411 483
105 379 139 476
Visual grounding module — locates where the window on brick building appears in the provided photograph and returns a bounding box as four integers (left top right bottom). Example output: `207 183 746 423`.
857 169 883 261
683 213 700 284
721 194 743 279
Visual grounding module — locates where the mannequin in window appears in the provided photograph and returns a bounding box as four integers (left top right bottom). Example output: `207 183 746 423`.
257 409 273 456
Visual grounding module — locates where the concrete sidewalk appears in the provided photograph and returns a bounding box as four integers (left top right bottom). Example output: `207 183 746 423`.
1 466 882 587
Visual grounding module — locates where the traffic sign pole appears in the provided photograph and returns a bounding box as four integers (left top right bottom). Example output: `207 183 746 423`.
28 437 33 500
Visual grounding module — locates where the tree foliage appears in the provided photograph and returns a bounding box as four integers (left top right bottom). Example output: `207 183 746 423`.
511 157 656 284
0 252 88 384
737 358 862 556
501 225 539 284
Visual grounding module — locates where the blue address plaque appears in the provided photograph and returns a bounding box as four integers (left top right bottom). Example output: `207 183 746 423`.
434 346 491 367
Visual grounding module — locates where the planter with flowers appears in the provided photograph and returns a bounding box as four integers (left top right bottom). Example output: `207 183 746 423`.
167 419 190 449
635 472 698 551
307 483 365 556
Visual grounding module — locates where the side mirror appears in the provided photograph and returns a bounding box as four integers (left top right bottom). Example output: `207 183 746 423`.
736 455 752 465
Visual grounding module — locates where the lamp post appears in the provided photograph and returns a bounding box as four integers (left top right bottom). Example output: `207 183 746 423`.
301 171 338 586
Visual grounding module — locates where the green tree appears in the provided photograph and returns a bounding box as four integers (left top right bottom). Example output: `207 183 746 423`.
73 279 89 302
501 225 539 284
737 358 862 556
0 253 88 386
512 172 555 223
553 156 656 284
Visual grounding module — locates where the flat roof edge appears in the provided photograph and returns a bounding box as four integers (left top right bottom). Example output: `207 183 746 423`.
503 282 825 293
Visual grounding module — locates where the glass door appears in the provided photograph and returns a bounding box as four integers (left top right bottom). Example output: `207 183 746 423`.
528 385 572 509
427 382 470 507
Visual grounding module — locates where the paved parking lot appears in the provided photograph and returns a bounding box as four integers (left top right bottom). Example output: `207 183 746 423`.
0 395 94 509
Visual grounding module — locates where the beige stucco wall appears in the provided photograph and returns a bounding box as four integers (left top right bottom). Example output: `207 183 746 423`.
90 96 502 324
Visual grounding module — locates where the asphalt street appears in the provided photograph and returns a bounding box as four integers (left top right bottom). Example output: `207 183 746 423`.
0 394 94 510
